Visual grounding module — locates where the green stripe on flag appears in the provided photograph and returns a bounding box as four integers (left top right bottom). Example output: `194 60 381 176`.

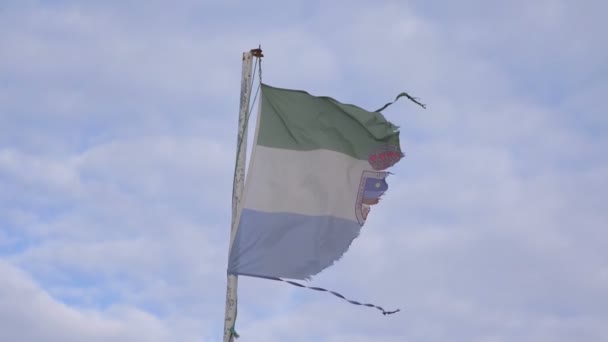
256 84 401 160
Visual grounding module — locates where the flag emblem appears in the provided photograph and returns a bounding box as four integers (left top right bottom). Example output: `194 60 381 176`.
355 170 390 225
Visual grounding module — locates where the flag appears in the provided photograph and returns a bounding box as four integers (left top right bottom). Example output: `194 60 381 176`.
228 84 403 280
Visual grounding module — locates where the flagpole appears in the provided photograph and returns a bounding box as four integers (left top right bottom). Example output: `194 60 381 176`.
223 49 255 342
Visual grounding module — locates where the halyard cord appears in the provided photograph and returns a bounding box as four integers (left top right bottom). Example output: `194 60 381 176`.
232 55 262 214
246 53 263 123
267 276 400 315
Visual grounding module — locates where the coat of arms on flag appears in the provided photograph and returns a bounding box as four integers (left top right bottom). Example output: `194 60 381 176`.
355 170 390 225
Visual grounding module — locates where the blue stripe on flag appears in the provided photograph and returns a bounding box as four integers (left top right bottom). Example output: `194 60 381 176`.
228 209 361 280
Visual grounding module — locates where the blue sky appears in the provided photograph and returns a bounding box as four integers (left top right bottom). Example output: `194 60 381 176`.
1 0 607 341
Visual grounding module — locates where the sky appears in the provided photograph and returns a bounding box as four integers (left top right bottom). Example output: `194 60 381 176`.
1 0 607 341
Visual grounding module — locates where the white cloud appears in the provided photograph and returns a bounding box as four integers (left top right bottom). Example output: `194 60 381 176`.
0 261 178 342
1 0 606 341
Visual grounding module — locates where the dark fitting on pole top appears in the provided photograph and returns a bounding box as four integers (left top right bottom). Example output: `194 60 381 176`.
251 45 263 58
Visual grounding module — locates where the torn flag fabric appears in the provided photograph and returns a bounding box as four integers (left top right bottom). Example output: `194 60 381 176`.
228 83 403 280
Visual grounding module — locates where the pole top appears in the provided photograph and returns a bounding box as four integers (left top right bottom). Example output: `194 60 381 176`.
251 45 263 58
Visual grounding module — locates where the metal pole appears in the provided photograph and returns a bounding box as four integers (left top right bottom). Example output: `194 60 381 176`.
223 50 254 342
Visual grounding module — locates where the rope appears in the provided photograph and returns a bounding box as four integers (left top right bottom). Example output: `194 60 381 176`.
245 52 263 123
263 276 401 316
249 57 259 100
258 54 263 84
246 85 260 122
231 54 261 211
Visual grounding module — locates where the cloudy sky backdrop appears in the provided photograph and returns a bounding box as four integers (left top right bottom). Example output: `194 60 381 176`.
1 0 606 341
